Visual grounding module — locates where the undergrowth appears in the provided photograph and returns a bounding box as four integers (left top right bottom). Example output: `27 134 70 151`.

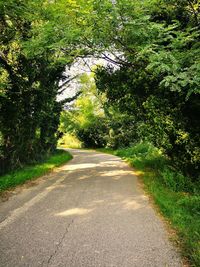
0 150 72 192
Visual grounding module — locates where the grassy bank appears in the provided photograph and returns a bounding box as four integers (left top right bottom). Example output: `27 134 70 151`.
0 150 72 192
99 143 200 266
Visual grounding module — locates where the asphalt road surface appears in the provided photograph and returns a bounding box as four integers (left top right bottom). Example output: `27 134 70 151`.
0 149 183 267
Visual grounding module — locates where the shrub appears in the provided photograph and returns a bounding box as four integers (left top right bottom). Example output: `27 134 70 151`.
160 167 188 192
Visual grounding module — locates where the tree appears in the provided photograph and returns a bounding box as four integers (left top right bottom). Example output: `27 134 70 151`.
0 0 87 172
93 0 200 178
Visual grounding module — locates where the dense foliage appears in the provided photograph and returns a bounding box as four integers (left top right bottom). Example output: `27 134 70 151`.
0 0 88 174
1 1 199 179
94 0 200 180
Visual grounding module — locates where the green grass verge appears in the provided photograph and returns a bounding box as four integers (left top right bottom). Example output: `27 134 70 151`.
0 150 72 192
140 171 200 266
99 143 200 267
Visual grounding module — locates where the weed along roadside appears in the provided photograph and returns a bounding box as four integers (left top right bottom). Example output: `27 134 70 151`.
97 143 200 267
0 150 72 193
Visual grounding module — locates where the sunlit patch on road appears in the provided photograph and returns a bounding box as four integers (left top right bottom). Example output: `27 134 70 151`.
61 163 98 171
55 208 93 217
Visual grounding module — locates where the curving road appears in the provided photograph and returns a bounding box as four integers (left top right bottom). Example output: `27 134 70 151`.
0 149 183 267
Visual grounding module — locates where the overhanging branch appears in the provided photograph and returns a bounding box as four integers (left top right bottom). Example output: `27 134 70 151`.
59 91 82 106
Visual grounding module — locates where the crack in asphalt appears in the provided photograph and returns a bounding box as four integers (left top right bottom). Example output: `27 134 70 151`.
44 218 75 267
44 178 90 267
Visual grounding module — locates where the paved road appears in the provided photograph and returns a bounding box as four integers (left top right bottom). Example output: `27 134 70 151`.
0 149 183 267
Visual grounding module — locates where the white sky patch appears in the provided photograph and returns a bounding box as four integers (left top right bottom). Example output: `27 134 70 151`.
57 57 107 103
57 52 122 105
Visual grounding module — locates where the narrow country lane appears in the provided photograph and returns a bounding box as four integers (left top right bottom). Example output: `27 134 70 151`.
0 149 183 267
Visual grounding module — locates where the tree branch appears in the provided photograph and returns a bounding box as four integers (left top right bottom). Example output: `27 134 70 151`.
187 0 199 25
59 91 82 106
58 75 79 90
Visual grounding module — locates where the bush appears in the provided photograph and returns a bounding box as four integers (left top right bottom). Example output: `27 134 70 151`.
116 142 166 170
178 195 200 214
160 167 188 192
116 142 197 193
76 118 108 148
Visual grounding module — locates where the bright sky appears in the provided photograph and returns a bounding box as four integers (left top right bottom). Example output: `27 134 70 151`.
57 57 106 103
